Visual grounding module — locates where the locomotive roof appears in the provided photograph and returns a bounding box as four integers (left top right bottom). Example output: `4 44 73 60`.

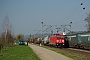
53 34 64 36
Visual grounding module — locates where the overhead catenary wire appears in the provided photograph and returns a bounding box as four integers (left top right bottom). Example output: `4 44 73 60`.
58 0 87 24
68 0 90 21
60 0 90 31
56 0 90 33
70 2 90 25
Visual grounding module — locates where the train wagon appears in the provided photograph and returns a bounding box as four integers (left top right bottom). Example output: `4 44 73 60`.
67 32 90 49
43 36 50 45
49 34 65 48
67 34 77 48
80 34 90 49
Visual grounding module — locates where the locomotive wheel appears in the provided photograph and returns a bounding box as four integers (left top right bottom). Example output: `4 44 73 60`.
56 45 58 48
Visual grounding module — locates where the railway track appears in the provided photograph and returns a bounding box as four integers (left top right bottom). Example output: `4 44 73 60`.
42 45 90 60
63 48 90 60
68 48 90 53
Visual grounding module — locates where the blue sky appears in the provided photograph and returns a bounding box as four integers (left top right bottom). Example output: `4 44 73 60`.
0 0 90 35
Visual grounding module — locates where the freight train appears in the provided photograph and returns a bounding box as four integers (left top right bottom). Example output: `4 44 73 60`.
30 33 68 48
66 32 90 49
30 32 90 49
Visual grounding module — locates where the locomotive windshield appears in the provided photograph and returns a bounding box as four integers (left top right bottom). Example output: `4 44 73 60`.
57 36 64 39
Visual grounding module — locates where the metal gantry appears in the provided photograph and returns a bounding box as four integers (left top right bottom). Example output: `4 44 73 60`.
56 22 72 34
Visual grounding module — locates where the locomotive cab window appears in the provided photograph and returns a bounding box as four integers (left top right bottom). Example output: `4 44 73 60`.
57 36 64 39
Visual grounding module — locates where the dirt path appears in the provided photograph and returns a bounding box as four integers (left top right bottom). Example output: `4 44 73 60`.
28 44 73 60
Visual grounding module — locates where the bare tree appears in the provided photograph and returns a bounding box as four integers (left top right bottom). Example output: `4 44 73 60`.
85 13 90 31
0 16 14 47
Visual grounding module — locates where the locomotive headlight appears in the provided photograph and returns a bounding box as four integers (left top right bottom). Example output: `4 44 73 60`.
62 40 64 43
57 40 59 43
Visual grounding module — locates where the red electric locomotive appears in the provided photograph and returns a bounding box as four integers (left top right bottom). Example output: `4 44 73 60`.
49 34 65 48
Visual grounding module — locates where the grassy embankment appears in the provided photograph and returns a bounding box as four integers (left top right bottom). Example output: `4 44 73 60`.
42 45 86 60
0 45 40 60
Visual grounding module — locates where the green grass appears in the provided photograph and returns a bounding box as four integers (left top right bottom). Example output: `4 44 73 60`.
0 45 40 60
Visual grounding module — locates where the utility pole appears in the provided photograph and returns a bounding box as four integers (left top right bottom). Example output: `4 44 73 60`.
30 34 31 39
41 22 43 39
41 22 44 45
51 30 53 35
69 22 72 33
